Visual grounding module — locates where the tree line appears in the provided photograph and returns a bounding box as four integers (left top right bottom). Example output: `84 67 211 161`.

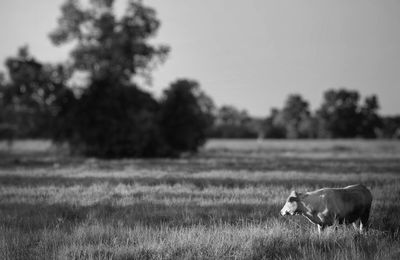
210 91 400 140
0 0 399 159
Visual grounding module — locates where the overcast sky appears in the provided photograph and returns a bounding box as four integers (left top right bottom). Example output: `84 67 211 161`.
1 0 400 116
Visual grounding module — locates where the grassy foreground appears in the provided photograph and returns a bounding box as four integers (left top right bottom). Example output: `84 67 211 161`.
0 139 400 259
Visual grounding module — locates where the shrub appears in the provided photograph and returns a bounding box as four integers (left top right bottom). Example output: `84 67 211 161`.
159 79 214 154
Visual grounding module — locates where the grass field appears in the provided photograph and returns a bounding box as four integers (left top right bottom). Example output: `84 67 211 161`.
0 139 400 259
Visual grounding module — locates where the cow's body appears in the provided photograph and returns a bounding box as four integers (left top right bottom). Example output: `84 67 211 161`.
280 184 372 233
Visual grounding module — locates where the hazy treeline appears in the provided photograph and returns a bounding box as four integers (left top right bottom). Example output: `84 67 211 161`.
210 91 400 139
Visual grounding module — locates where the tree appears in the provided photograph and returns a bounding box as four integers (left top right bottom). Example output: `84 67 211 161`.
210 105 259 138
281 94 313 138
0 73 16 146
262 95 316 139
317 89 362 138
217 105 250 126
380 116 400 139
159 79 215 154
49 0 171 157
1 47 71 138
263 108 286 139
359 95 382 138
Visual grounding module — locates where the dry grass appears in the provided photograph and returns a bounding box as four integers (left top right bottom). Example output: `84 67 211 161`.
0 139 400 259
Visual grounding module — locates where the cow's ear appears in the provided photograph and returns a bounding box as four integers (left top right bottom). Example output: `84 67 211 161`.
290 190 298 198
288 191 299 202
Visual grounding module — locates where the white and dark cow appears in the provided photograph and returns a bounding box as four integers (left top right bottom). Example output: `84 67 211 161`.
280 184 372 233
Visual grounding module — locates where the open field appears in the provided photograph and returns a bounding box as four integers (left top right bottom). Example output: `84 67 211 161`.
0 139 400 259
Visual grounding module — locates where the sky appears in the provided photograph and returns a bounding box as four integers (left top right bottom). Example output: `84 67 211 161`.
0 0 400 116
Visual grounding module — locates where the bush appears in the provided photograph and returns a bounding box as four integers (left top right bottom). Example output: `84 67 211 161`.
159 79 214 154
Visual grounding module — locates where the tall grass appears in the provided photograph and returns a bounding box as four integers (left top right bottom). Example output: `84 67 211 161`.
0 139 399 259
1 220 399 259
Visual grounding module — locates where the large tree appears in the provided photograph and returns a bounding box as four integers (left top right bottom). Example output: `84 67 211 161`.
49 0 171 157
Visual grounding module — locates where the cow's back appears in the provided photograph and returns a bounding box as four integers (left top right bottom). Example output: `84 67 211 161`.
340 184 372 206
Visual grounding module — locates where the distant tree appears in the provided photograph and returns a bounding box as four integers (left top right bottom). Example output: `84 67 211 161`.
0 47 71 139
263 108 286 139
0 72 5 87
317 89 362 138
49 0 171 157
0 72 5 109
210 105 258 138
281 94 313 138
381 116 400 139
0 73 16 146
217 105 250 126
159 79 215 154
358 95 382 138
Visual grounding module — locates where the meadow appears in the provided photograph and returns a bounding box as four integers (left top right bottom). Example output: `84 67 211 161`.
0 139 399 259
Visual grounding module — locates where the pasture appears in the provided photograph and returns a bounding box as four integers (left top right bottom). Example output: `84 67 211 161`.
0 139 400 259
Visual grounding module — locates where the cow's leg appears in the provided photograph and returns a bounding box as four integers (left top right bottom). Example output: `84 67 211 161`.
352 221 359 231
360 206 371 233
334 218 345 231
317 224 326 234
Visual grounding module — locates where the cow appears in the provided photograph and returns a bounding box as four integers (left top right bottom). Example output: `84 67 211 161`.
280 184 372 233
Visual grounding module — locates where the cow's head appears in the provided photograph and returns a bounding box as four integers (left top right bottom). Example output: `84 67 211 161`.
280 191 302 216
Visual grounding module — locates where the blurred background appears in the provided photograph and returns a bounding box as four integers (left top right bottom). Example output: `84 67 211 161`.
0 0 399 157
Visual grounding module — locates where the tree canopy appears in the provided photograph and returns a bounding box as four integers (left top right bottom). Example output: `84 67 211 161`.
49 0 169 83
